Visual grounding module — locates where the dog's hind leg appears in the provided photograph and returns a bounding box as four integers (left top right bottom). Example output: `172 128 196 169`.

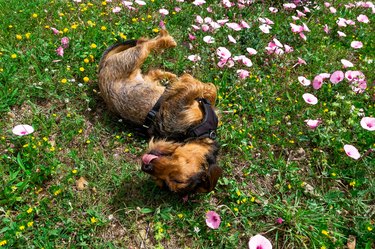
145 69 178 85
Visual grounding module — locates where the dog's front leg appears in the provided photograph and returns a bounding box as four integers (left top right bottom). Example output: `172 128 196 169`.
145 69 178 85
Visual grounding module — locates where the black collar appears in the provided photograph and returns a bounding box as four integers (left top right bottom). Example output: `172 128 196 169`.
143 97 218 141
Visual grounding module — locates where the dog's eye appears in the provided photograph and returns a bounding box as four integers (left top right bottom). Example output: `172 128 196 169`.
172 179 184 184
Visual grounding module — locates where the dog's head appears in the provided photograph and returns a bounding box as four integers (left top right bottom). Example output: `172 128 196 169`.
141 138 222 194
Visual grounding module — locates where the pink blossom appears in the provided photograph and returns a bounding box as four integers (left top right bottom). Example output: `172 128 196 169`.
112 6 121 13
351 41 363 49
284 44 293 53
228 35 236 43
12 125 34 136
259 24 272 33
360 117 375 131
61 37 69 48
296 10 306 17
344 145 361 160
226 22 242 31
330 71 344 84
192 0 206 5
217 19 229 25
159 21 165 29
303 6 311 12
324 2 330 7
302 23 310 32
345 70 364 81
240 20 250 28
195 15 203 23
346 19 356 25
191 24 200 31
248 234 272 249
313 75 324 89
175 7 181 12
217 47 231 59
56 46 64 57
246 48 257 55
201 24 210 32
237 69 250 79
319 73 331 79
269 7 278 13
298 76 311 86
305 119 322 129
290 23 303 33
297 57 306 65
357 14 369 23
210 22 221 30
337 31 347 37
341 59 354 68
337 18 347 27
292 16 300 21
299 32 307 41
159 8 169 16
222 0 233 8
276 217 284 224
323 24 330 34
206 211 221 229
283 3 296 9
351 79 367 93
302 93 318 105
203 36 215 43
188 54 201 62
188 33 196 40
135 0 146 5
329 6 337 13
51 27 59 35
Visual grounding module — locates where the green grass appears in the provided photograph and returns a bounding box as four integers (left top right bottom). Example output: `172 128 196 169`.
0 0 374 248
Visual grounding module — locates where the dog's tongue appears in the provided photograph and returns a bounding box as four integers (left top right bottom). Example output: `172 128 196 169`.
142 154 159 165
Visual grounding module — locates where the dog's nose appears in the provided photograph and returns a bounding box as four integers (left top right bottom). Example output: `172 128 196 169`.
142 163 153 173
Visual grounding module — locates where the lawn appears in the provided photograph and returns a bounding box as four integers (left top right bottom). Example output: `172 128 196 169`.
0 0 374 248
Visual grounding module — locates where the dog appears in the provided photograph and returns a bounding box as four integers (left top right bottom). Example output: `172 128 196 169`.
98 30 222 194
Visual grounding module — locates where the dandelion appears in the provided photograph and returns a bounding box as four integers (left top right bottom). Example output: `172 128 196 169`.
90 217 98 223
61 78 67 84
54 189 62 195
16 34 22 40
205 211 221 229
19 225 25 231
83 77 90 83
101 26 107 31
349 181 356 187
0 240 7 246
248 234 272 249
177 214 184 218
152 28 159 33
321 230 329 236
79 67 85 72
27 221 34 227
368 226 373 231
11 53 17 59
90 43 97 49
27 207 33 213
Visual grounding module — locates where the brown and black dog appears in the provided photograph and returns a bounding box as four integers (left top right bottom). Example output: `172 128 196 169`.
98 30 222 194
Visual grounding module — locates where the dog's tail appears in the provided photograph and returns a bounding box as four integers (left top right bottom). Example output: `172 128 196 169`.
98 39 138 72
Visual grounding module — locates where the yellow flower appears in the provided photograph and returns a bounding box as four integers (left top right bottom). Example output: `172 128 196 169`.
72 169 78 174
84 58 89 63
61 78 67 84
367 226 373 231
78 129 83 134
11 54 17 59
86 140 91 144
16 34 22 40
23 144 29 148
349 181 356 187
27 207 33 213
236 189 241 196
101 1 107 5
101 26 107 31
147 15 152 19
32 13 38 18
233 207 239 212
27 221 34 227
0 240 7 246
19 225 25 231
25 33 31 39
90 217 98 223
321 230 329 236
54 189 62 196
288 184 292 189
132 18 138 22
79 67 85 72
251 196 255 202
152 28 159 33
90 43 97 49
331 172 336 177
119 32 127 40
71 23 78 29
177 214 183 218
63 28 69 33
49 146 55 152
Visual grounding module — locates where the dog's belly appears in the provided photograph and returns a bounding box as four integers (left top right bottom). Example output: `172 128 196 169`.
115 82 165 125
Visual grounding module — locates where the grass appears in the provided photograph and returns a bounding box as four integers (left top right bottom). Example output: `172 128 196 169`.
0 0 374 248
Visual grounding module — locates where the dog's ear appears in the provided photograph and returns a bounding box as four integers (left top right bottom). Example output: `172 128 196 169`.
197 165 223 193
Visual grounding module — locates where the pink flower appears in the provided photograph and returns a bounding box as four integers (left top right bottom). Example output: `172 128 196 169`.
341 59 354 68
269 7 278 13
345 70 364 81
135 0 146 5
56 46 64 57
159 8 169 16
248 234 272 249
351 41 363 49
313 75 324 89
302 93 318 105
329 6 337 13
201 24 210 32
283 3 296 9
344 144 361 160
195 15 203 23
246 48 257 55
51 27 59 35
61 37 69 49
112 6 121 13
188 54 201 62
357 14 369 23
324 2 330 7
296 10 306 17
259 24 272 33
206 211 221 229
284 44 293 53
192 0 206 5
290 23 303 33
188 33 196 40
226 22 242 31
360 117 375 131
323 24 330 34
305 119 322 129
12 124 34 136
276 217 284 224
240 20 250 29
298 76 311 86
228 35 236 43
330 71 344 84
203 36 215 43
337 31 347 37
237 69 250 79
337 18 347 27
217 47 231 60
